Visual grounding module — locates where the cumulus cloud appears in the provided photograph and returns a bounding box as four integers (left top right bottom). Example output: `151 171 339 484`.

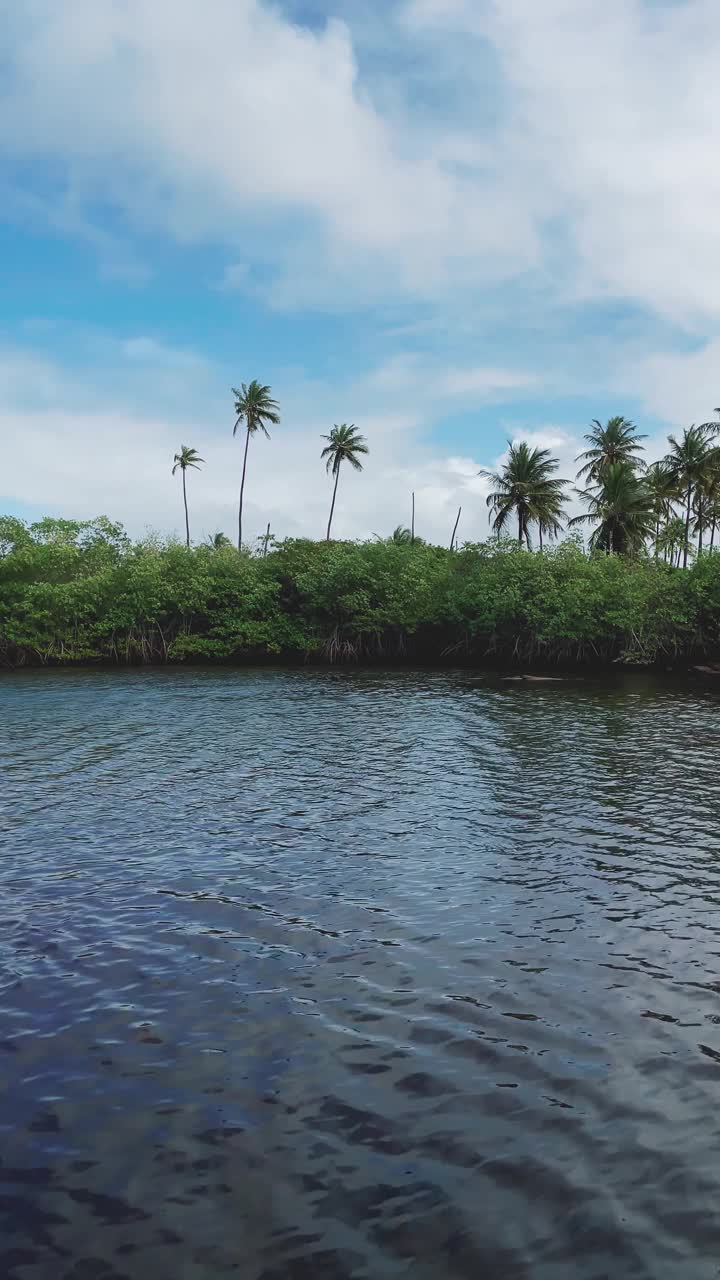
2 0 719 325
0 0 539 304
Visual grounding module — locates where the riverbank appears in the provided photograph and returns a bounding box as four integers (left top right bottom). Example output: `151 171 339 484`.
2 515 720 669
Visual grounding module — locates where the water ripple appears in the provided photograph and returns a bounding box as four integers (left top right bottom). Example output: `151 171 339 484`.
2 668 720 1278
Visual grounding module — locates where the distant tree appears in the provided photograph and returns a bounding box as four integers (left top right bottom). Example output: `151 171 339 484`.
320 424 369 541
664 424 716 567
570 462 654 555
172 446 205 547
479 441 568 549
207 531 232 550
232 381 280 551
656 516 692 568
645 460 680 558
576 416 646 483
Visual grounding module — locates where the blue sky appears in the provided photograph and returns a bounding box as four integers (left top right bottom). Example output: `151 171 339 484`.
2 0 720 545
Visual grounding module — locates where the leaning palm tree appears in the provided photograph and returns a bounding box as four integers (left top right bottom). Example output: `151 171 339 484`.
321 424 368 541
232 381 280 551
576 416 647 483
570 462 654 555
664 424 716 567
172 446 204 548
479 441 568 549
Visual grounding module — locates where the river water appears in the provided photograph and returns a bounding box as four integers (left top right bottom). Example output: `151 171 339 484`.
2 668 720 1279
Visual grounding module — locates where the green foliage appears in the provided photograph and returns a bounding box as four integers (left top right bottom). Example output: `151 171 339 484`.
3 516 720 668
479 442 568 549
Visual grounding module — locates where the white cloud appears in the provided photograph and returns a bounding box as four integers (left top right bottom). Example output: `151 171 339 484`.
0 0 539 303
3 0 720 329
365 353 536 400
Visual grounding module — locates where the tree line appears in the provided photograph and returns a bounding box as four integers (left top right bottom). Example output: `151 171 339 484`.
3 517 720 669
481 413 720 564
173 384 720 566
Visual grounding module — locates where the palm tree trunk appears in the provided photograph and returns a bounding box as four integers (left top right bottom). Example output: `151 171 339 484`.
655 518 659 557
411 491 415 546
238 427 251 552
539 525 543 552
711 520 717 552
182 468 190 548
326 466 341 541
684 482 691 569
518 512 523 546
698 498 704 554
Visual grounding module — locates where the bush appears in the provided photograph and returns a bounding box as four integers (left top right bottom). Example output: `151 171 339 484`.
1 515 718 668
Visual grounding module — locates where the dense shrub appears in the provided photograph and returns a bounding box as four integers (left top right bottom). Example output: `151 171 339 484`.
1 515 718 668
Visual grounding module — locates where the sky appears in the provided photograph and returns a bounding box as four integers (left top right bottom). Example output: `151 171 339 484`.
2 0 720 547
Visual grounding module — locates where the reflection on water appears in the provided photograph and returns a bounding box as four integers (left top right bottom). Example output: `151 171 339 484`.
2 668 720 1279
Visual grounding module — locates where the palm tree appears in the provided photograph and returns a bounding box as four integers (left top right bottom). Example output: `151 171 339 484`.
692 446 720 553
704 499 720 553
207 531 232 550
479 441 568 549
172 446 204 548
645 460 679 558
570 462 654 555
576 416 646 483
232 381 280 551
664 425 715 568
321 424 368 541
656 516 692 568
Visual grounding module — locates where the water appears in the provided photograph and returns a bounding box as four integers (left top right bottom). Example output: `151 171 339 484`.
2 668 720 1280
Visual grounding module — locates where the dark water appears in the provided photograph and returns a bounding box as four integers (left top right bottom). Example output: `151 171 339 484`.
2 669 720 1280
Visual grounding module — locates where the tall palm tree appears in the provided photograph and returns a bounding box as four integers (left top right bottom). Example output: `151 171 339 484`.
645 460 679 558
232 381 280 551
172 446 204 548
570 462 654 555
664 424 715 568
321 424 368 541
479 441 568 549
576 416 646 483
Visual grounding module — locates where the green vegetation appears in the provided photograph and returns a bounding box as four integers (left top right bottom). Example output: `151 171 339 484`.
480 442 567 550
3 515 720 669
6 380 720 670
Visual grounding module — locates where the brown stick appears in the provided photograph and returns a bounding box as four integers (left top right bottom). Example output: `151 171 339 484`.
450 506 462 550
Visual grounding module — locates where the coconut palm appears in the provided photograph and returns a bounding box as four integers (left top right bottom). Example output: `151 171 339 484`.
664 425 716 568
576 416 647 483
207 531 232 550
704 499 720 553
656 516 692 568
172 446 204 548
321 424 368 541
692 446 720 553
232 381 281 551
645 460 680 558
479 442 568 549
570 462 654 555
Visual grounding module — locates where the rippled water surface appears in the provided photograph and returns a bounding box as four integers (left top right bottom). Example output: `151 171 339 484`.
3 668 720 1279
